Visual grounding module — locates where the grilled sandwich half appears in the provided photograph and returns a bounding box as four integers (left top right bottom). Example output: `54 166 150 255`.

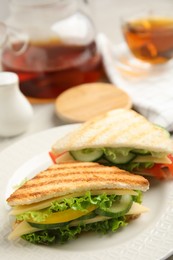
7 162 149 245
51 109 173 179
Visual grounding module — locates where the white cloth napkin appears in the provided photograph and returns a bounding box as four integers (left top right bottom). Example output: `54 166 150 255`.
97 34 173 132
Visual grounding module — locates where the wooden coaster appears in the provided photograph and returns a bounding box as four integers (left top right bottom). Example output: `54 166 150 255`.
55 82 132 123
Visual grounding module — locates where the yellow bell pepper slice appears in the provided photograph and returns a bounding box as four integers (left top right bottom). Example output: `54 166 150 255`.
29 205 97 224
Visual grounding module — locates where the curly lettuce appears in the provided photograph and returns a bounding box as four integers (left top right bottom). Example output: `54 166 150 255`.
120 162 154 172
22 217 127 245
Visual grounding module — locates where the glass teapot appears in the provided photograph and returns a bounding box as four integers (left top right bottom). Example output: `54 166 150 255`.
1 0 104 102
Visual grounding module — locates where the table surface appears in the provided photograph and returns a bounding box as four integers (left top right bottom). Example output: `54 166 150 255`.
0 1 173 259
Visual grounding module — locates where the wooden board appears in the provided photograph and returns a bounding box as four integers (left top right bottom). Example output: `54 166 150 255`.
55 82 132 123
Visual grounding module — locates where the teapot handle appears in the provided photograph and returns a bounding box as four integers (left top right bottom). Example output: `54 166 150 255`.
0 21 29 55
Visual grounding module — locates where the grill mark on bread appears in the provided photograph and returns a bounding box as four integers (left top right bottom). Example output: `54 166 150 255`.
65 113 116 147
14 177 148 190
8 176 147 201
104 120 151 144
18 173 140 189
18 171 134 188
75 113 125 145
85 122 119 144
7 162 149 206
79 113 149 145
35 170 124 179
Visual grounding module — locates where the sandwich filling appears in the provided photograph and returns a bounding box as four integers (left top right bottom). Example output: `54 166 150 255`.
50 148 173 179
8 189 148 245
6 162 149 245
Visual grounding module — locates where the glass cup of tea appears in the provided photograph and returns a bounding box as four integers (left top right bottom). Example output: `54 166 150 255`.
121 7 173 64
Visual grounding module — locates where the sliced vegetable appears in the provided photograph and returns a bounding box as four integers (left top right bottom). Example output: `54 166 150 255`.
144 163 173 179
75 211 97 221
49 151 57 164
167 154 173 173
95 195 133 218
105 152 136 164
70 149 103 162
28 205 96 224
131 149 150 155
55 151 75 163
28 221 69 230
136 154 173 179
49 151 68 164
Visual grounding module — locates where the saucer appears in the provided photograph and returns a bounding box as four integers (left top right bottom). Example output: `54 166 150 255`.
112 42 173 80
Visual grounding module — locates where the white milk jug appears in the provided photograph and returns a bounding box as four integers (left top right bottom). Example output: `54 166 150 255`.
0 72 33 137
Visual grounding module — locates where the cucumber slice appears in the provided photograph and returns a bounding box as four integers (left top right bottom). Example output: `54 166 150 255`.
105 152 136 164
70 215 111 227
70 149 103 162
95 195 133 218
28 221 69 230
28 212 96 230
131 149 151 155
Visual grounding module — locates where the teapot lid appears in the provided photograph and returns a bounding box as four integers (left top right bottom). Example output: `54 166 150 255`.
55 83 132 123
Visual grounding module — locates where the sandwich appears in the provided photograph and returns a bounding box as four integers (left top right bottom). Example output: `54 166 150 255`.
51 109 173 179
6 161 149 245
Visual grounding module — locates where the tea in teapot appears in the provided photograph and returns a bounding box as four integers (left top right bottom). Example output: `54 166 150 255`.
1 0 104 102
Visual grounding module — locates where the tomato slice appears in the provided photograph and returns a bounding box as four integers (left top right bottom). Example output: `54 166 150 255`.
145 164 166 179
49 151 57 164
143 154 173 179
49 151 67 164
167 154 173 172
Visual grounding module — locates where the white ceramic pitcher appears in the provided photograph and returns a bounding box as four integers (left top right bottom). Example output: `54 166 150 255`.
0 72 33 137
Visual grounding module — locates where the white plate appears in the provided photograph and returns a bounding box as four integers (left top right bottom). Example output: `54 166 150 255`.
1 124 173 260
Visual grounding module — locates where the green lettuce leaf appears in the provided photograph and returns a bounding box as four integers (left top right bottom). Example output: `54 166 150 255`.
16 208 50 223
120 162 154 172
22 217 127 245
132 190 142 204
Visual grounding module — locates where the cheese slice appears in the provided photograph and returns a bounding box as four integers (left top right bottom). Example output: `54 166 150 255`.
133 155 171 164
126 202 149 215
10 189 137 216
8 221 40 240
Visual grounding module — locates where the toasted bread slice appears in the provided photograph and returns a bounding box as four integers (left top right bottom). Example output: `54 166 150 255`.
52 109 173 154
7 161 149 206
